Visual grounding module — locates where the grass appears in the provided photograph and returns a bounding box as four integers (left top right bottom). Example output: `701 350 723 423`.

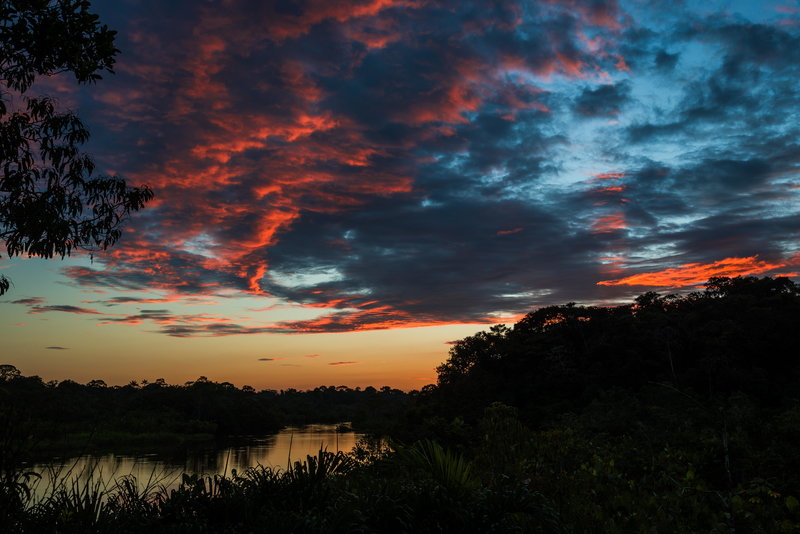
3 443 565 534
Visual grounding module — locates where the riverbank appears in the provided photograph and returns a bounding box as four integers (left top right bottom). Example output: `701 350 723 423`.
30 431 217 460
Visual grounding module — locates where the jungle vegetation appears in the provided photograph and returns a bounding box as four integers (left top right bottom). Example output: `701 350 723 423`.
2 275 800 533
0 370 409 451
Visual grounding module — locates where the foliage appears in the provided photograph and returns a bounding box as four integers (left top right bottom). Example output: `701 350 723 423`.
1 440 566 533
0 389 41 524
407 276 800 532
391 439 479 494
0 0 154 295
0 368 410 453
429 276 800 426
466 398 800 533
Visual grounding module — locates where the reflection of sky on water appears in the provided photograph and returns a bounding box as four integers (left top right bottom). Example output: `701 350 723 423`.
30 425 362 500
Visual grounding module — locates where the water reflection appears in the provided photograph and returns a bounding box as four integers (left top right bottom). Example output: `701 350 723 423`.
31 424 362 499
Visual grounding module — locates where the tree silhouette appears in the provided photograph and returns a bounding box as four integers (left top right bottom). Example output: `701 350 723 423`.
0 0 154 295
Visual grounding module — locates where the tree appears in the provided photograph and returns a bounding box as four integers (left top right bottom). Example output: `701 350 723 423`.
0 363 20 380
0 0 154 295
435 324 510 387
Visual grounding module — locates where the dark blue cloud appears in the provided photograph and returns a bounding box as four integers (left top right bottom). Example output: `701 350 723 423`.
573 82 631 117
36 0 800 333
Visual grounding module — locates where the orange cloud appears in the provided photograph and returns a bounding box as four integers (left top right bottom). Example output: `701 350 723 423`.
265 0 425 42
497 228 523 235
598 255 800 287
597 186 624 193
547 0 626 31
273 304 520 334
591 213 626 233
588 172 625 183
613 54 631 73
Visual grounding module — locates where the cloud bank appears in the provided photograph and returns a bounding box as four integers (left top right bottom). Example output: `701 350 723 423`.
34 0 800 335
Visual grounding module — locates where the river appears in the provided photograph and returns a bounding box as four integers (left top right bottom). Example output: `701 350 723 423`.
30 424 364 499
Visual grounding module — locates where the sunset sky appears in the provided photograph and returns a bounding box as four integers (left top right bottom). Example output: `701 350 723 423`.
2 0 800 390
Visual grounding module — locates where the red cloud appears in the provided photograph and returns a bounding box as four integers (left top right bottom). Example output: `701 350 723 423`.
497 228 523 235
587 172 625 183
273 306 469 333
591 213 626 233
598 255 800 287
264 0 425 42
51 0 655 336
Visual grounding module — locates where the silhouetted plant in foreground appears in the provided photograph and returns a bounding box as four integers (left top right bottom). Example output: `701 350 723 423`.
0 0 154 296
1 436 566 533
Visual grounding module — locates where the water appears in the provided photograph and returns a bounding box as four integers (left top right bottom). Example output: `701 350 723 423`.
30 424 363 499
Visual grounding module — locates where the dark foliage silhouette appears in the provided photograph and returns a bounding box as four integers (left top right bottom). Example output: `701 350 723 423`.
0 0 154 295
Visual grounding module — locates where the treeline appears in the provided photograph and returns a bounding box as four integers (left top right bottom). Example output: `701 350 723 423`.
0 368 409 446
416 275 800 426
390 276 800 532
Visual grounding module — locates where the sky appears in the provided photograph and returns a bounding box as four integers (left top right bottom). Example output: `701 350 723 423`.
2 0 800 391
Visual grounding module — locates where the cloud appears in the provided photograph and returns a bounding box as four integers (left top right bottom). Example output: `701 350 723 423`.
598 255 800 288
28 0 798 334
29 305 103 315
258 358 285 361
497 228 524 236
11 297 45 306
46 346 69 350
654 49 679 71
304 354 322 357
11 294 106 316
328 362 361 366
573 81 631 117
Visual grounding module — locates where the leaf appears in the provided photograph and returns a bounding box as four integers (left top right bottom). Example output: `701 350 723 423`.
787 495 799 512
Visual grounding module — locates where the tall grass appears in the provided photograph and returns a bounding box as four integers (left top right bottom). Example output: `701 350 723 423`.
2 443 565 533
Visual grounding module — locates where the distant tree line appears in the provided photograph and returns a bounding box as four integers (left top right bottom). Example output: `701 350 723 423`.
0 367 409 449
